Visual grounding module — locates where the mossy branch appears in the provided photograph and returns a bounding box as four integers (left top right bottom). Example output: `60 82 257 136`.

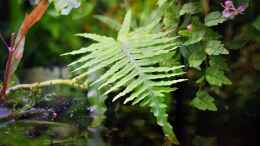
6 79 87 94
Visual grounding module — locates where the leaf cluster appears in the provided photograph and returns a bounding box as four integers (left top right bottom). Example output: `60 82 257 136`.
65 10 186 144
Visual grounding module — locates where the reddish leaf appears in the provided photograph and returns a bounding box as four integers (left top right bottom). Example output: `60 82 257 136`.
0 0 49 99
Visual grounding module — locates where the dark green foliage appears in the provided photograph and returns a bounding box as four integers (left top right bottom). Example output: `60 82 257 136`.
0 0 259 145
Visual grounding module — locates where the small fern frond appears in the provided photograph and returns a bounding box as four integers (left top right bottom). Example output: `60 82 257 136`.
65 10 185 144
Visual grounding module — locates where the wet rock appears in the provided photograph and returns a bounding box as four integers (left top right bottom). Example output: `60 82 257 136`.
0 106 11 118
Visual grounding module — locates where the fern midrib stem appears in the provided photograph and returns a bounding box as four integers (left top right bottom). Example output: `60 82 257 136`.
120 41 168 137
120 41 157 99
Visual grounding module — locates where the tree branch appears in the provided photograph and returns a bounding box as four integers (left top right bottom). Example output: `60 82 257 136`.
6 79 88 94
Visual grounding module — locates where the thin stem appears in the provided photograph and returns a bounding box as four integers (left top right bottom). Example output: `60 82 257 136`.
6 79 88 94
201 0 210 15
0 49 15 99
19 120 70 127
10 33 16 49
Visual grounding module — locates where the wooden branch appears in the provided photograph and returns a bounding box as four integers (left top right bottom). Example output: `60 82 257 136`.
6 79 87 94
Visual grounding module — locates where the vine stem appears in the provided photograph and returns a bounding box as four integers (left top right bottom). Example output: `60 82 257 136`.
0 49 15 99
6 79 88 94
201 0 210 15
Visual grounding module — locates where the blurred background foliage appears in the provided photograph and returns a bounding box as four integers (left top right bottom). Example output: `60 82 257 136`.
1 0 158 68
0 0 259 146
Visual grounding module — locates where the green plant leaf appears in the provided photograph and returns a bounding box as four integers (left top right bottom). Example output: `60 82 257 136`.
206 67 232 86
209 56 228 71
118 10 132 41
205 11 226 27
191 91 217 111
163 4 180 29
179 2 201 16
65 11 186 144
188 47 206 70
184 30 205 45
205 40 229 55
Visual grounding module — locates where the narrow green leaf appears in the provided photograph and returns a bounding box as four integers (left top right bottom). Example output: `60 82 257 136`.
91 59 129 85
132 92 150 105
147 72 185 80
99 64 134 89
86 54 125 75
124 85 148 104
113 79 143 102
118 10 132 41
105 70 138 95
143 66 184 73
76 33 114 42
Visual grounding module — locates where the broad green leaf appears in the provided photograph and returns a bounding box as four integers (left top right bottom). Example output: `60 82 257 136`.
205 40 229 55
188 47 206 70
179 2 201 16
191 91 217 111
184 30 205 45
206 67 232 86
209 56 228 71
205 11 226 27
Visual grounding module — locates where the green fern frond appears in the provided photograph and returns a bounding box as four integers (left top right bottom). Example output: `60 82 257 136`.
65 10 186 144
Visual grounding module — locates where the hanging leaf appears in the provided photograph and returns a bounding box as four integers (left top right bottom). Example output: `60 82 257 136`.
206 67 232 86
191 91 217 111
209 56 228 71
188 47 206 70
